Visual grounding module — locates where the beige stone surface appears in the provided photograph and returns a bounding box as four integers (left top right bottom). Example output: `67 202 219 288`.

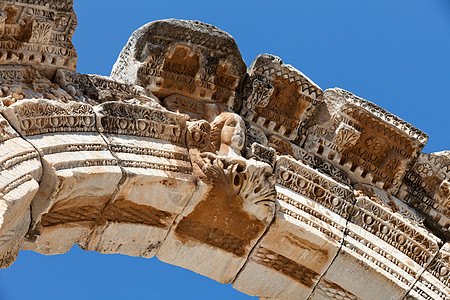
0 66 73 107
157 112 276 283
309 184 441 300
242 54 323 142
157 157 276 283
2 98 122 254
304 88 428 194
83 102 197 257
110 19 247 110
233 156 353 299
0 3 448 299
397 151 450 240
406 242 450 300
0 114 41 267
0 1 77 78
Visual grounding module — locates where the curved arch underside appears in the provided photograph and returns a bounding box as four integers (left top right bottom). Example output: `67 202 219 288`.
0 1 449 299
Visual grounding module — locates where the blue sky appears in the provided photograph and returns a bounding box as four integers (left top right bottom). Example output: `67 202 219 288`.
0 1 449 299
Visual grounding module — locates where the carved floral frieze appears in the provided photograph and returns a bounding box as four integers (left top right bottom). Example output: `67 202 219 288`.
0 3 447 299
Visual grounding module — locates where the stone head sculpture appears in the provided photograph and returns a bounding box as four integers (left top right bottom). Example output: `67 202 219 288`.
0 0 77 78
210 112 245 157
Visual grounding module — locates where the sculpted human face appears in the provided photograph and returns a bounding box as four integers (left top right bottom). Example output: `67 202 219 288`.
221 115 245 152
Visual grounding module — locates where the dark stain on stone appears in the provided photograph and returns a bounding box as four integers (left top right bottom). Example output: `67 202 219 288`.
175 172 265 257
102 200 173 228
252 247 319 288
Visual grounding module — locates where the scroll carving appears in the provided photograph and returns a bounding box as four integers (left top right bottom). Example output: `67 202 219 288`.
0 8 447 300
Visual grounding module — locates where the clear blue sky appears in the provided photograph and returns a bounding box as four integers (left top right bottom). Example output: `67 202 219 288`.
0 1 449 299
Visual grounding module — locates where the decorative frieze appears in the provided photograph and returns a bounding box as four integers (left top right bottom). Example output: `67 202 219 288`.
304 88 428 194
3 98 95 136
241 54 323 142
233 155 353 299
310 184 441 300
110 19 247 109
0 7 447 300
0 0 77 78
55 69 162 108
0 65 72 106
397 151 450 239
407 242 450 300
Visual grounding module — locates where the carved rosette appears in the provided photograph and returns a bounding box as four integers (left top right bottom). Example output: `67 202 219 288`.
0 10 447 300
304 88 428 194
397 151 450 240
241 54 323 142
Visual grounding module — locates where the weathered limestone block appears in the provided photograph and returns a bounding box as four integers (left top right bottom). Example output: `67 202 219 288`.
233 156 355 299
245 142 276 168
311 279 360 300
407 243 450 300
309 184 441 300
0 65 73 106
0 113 41 267
157 112 276 283
0 8 448 299
2 99 122 255
0 0 77 78
241 54 323 142
55 69 163 109
269 135 351 186
82 101 196 258
163 93 227 123
110 19 247 109
304 88 428 194
397 151 450 239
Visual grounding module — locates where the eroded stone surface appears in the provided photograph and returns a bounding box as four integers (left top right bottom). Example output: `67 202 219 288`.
157 112 276 283
406 242 450 300
0 113 41 267
397 151 450 240
110 19 247 110
233 156 354 299
304 88 428 194
0 3 448 300
241 54 323 142
2 98 122 254
0 0 77 78
83 101 196 258
309 184 441 300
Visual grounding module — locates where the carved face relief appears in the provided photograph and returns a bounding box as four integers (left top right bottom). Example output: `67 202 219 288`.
220 115 245 153
210 112 246 157
436 180 450 209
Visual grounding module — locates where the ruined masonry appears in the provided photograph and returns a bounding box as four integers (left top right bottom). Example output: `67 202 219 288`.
0 1 448 299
